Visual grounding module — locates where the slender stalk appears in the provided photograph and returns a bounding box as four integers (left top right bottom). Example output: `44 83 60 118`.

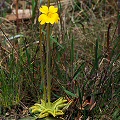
46 0 51 104
47 23 51 104
107 23 112 64
16 0 19 33
118 0 120 35
48 0 50 7
40 25 46 102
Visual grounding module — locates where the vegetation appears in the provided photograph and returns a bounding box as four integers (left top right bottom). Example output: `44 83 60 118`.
0 0 120 120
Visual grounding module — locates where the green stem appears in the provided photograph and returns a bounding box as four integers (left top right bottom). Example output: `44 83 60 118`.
46 0 51 105
40 25 46 102
47 23 51 104
48 0 50 7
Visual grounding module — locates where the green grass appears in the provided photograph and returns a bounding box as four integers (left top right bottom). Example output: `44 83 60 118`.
0 0 120 119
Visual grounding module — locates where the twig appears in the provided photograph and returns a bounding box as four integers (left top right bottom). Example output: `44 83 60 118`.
118 0 120 35
107 23 112 64
0 27 18 56
16 0 19 33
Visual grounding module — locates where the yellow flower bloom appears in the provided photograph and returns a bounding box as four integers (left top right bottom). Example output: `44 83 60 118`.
38 6 60 25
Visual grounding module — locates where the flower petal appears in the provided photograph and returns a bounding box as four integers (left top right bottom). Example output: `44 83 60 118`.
40 20 46 25
49 6 58 13
49 18 55 24
40 6 48 14
38 16 41 22
38 14 48 25
38 14 46 21
50 13 60 24
54 13 60 22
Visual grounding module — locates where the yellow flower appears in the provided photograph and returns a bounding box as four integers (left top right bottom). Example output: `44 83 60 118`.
38 6 60 25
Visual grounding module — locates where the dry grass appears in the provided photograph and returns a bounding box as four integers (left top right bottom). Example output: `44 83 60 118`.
0 0 120 120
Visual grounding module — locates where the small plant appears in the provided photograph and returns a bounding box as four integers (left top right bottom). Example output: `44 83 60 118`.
30 97 71 118
30 3 71 119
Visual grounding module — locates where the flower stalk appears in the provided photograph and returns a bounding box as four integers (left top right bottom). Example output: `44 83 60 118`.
48 0 50 7
40 25 46 102
46 23 51 104
47 0 51 105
